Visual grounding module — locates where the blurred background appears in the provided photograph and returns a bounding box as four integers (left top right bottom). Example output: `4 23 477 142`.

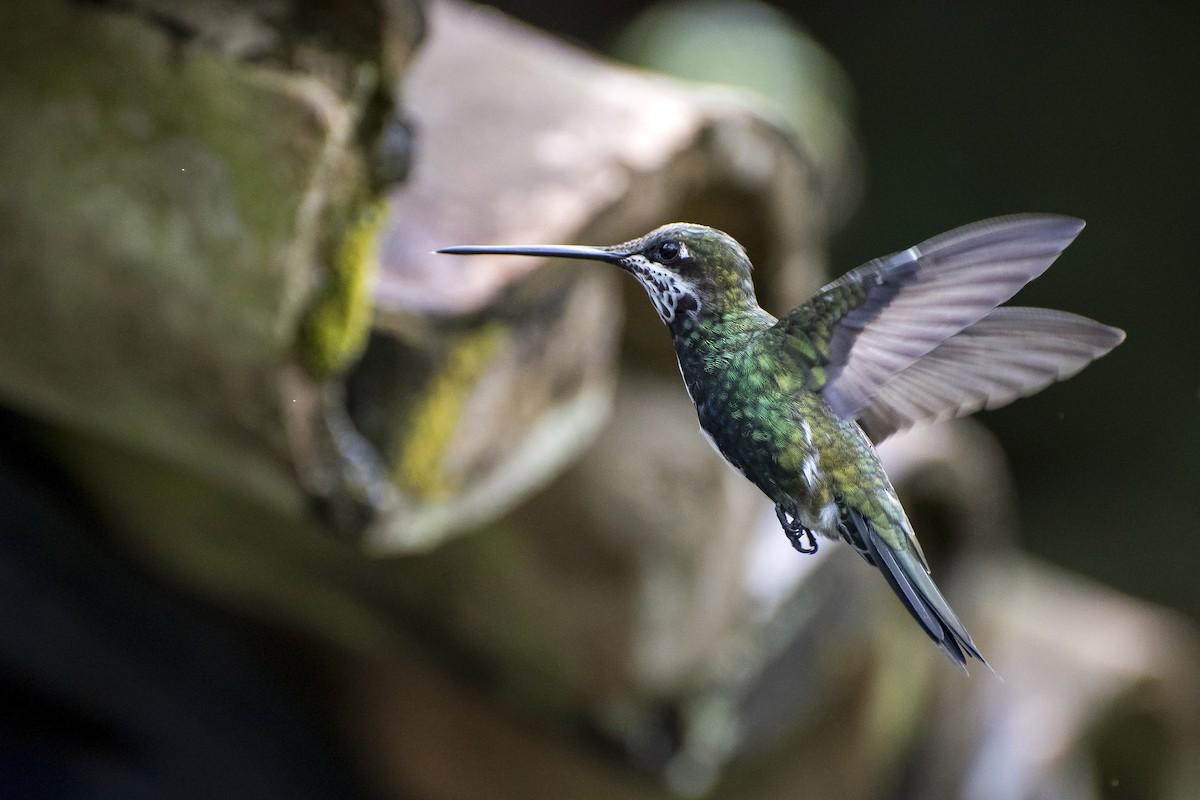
3 1 1199 799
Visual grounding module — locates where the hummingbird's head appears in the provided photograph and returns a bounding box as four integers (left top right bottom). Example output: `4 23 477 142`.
439 223 758 329
607 223 758 326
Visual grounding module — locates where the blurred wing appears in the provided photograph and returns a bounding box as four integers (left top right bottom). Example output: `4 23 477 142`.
774 215 1087 418
856 307 1126 442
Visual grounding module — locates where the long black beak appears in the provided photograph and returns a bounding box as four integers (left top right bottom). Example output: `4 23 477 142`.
437 244 626 263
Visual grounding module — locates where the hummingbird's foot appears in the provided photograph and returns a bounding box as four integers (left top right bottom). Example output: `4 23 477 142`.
775 505 819 555
787 527 818 554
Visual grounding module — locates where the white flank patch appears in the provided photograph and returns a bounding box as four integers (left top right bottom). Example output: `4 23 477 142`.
817 502 840 533
798 419 822 491
794 500 839 538
801 452 822 486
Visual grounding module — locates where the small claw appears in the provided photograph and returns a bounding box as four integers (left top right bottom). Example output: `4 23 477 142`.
776 505 819 554
788 527 819 554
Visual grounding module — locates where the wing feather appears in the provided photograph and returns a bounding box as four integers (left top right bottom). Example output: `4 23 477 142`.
774 215 1088 418
857 308 1126 442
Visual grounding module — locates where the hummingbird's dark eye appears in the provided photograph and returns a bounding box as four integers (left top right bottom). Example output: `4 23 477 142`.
657 240 681 262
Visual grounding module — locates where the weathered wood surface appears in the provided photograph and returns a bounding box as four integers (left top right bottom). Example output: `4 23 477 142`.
2 0 361 512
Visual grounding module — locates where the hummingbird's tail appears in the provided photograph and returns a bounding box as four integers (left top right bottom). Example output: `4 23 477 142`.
844 507 988 673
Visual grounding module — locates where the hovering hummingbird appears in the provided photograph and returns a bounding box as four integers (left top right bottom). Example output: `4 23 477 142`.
439 215 1124 671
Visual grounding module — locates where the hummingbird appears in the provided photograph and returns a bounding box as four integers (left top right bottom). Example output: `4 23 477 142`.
439 215 1125 671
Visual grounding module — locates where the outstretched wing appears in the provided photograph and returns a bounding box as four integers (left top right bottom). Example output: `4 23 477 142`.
773 214 1087 418
856 307 1125 442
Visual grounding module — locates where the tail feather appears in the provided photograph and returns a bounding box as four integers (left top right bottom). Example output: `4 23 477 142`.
846 507 987 672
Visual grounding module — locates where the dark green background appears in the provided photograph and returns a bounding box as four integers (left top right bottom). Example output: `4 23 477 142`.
492 0 1200 623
